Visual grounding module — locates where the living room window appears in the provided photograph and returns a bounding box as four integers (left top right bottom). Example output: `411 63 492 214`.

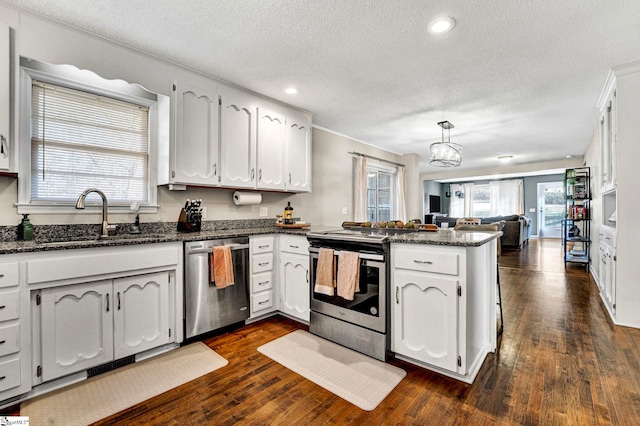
472 184 490 217
450 179 524 217
18 58 167 214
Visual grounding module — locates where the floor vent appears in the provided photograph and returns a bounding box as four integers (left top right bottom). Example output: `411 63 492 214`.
87 355 136 378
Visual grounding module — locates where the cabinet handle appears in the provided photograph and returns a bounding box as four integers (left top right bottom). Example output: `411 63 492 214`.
306 270 309 283
259 300 270 305
0 340 5 344
251 168 255 181
413 259 433 265
258 262 270 266
395 287 399 304
259 168 262 182
258 245 270 249
0 274 4 278
290 245 299 249
0 134 6 155
258 280 270 286
289 172 292 184
0 376 5 381
213 163 217 176
117 292 121 310
106 294 110 312
0 305 5 310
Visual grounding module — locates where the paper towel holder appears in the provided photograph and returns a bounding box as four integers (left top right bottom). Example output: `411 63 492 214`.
233 191 262 206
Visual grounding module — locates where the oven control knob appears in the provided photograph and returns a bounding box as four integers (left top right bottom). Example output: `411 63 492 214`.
370 307 378 315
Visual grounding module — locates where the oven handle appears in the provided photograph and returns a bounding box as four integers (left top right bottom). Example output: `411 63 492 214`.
308 247 384 262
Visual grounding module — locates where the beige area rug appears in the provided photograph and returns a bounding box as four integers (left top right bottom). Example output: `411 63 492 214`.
21 342 228 425
257 330 406 411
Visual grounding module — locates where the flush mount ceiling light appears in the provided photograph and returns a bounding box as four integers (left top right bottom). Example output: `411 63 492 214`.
284 87 298 95
428 16 456 34
498 155 513 162
429 120 462 167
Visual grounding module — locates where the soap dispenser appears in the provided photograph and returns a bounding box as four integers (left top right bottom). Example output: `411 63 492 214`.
21 214 34 241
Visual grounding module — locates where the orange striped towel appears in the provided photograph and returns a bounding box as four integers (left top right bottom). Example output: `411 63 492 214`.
211 246 235 289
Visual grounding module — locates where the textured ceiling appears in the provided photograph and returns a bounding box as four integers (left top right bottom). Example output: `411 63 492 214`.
5 0 640 175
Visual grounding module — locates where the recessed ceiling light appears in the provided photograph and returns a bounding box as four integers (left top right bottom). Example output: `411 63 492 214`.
284 87 298 95
566 155 573 158
498 155 513 163
428 17 455 34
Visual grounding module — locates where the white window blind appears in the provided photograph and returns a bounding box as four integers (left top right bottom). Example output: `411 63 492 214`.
31 81 149 203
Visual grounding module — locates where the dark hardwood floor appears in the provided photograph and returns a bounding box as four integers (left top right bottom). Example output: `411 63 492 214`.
6 238 640 424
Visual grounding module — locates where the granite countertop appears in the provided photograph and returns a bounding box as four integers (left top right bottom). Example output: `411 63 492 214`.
0 226 324 255
0 224 501 255
388 229 502 247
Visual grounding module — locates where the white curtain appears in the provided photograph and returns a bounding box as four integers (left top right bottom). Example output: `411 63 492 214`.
449 183 474 217
489 179 524 216
395 166 407 222
353 156 368 221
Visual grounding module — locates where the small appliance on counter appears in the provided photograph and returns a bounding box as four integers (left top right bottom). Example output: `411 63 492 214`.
177 199 202 232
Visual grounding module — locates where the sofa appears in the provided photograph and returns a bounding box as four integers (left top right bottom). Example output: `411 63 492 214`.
435 214 531 248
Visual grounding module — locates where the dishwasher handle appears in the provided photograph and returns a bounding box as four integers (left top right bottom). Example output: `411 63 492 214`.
186 243 249 255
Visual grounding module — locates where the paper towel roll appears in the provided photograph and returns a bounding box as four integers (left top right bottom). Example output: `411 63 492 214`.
233 191 262 205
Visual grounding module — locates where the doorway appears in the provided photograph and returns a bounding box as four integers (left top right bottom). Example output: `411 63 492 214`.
537 182 564 238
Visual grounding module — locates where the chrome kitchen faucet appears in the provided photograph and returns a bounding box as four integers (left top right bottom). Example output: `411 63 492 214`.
75 188 117 238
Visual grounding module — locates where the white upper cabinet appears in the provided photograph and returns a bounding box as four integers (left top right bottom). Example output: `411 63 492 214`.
598 75 617 192
219 89 258 188
0 20 11 171
256 108 286 190
169 81 220 186
286 112 312 192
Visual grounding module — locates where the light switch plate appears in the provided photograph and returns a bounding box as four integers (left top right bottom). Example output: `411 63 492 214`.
260 207 268 217
529 208 536 213
342 207 348 214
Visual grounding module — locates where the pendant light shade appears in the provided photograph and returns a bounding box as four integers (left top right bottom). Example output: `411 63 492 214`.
429 120 462 167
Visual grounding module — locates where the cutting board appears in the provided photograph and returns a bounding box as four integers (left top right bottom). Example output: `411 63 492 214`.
274 223 311 229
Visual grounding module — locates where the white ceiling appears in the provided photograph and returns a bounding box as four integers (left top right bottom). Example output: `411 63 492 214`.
6 0 640 175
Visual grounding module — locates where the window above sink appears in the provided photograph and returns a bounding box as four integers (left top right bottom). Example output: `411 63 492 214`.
16 57 167 215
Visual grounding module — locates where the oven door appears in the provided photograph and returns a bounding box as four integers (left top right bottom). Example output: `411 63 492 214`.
309 248 386 333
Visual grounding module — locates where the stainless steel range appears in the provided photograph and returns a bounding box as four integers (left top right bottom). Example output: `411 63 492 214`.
307 228 396 361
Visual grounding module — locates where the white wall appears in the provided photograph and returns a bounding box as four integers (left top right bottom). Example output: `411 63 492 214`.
0 4 419 228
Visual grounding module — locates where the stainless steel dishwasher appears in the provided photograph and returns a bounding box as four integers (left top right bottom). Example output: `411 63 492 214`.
184 237 250 339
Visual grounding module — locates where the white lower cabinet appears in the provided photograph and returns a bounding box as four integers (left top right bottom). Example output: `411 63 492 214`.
40 280 113 381
391 242 497 383
278 235 310 322
249 235 277 318
40 272 171 382
393 270 460 372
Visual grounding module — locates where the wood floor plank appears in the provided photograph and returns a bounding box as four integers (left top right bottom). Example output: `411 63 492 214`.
6 238 640 424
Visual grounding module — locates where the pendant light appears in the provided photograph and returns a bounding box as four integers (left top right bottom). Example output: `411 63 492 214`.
429 120 462 167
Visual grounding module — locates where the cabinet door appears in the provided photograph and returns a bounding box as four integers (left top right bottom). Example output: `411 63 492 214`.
41 281 114 381
0 21 10 171
286 113 312 192
257 108 286 190
219 91 257 188
113 272 171 359
393 270 459 372
279 252 310 322
604 248 616 313
172 81 219 185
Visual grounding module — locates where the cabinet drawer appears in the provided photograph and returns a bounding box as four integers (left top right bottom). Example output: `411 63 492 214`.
279 235 309 255
0 262 19 288
251 291 274 313
0 324 19 357
0 290 19 322
0 358 21 392
252 253 274 273
251 236 275 254
393 247 459 276
251 271 274 293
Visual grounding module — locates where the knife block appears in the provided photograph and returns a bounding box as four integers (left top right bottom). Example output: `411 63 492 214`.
177 209 201 232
